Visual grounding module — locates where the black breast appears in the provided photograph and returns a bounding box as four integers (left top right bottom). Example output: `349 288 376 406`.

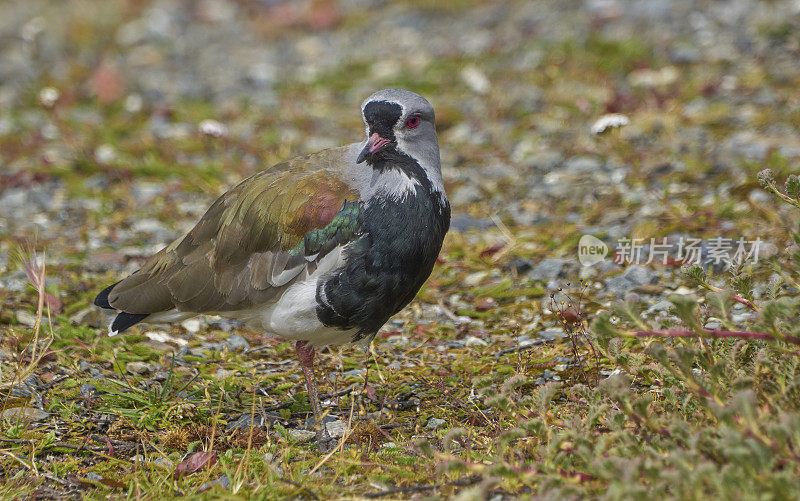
315 154 450 341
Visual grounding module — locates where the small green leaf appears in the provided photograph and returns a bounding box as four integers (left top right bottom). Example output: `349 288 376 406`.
611 299 649 331
757 168 775 188
731 274 754 301
669 294 702 331
785 174 800 199
591 312 621 349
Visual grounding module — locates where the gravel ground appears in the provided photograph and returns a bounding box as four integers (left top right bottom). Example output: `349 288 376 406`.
0 0 799 497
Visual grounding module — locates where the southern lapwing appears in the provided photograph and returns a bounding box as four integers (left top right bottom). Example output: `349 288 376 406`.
94 89 450 450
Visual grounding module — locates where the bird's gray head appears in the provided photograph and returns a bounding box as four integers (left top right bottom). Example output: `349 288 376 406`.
356 89 444 194
358 89 437 163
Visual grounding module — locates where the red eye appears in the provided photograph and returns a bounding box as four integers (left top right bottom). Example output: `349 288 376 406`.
406 115 421 129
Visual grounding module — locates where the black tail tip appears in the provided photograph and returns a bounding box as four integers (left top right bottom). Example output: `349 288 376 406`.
94 282 120 309
109 312 149 335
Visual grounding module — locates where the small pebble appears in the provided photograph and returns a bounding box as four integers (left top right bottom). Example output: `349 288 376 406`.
181 318 202 333
152 457 174 469
80 383 98 398
464 335 488 347
426 418 446 430
202 475 230 490
289 429 316 443
198 119 228 137
225 334 250 350
325 420 347 439
14 310 37 328
2 407 49 422
126 361 151 376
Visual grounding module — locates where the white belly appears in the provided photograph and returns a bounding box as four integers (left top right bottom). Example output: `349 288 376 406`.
225 277 359 346
223 245 359 346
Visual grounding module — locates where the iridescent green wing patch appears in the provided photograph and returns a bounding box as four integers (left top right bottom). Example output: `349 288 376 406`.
289 200 363 256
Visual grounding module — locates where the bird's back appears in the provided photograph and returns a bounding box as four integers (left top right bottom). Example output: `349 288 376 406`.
99 147 361 316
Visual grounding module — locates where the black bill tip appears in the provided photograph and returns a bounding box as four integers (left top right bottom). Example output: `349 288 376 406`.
356 144 369 164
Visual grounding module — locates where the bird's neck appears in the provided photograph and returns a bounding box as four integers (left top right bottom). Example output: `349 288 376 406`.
367 146 447 205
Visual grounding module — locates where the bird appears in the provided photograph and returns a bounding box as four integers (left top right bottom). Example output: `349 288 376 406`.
94 89 450 451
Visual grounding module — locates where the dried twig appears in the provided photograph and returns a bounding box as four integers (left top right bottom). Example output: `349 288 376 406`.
363 474 482 498
494 338 549 359
0 436 157 454
278 477 319 500
631 329 800 346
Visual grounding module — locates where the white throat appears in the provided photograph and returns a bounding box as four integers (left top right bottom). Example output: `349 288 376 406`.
396 136 447 204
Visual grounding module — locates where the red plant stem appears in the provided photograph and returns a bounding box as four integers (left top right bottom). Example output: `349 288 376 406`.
632 329 800 346
731 294 758 311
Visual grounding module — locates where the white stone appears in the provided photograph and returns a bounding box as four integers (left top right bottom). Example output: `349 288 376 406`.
126 361 151 376
181 318 202 333
95 144 116 164
152 457 174 469
464 336 488 347
460 66 490 95
591 114 629 135
325 420 347 439
15 310 37 328
426 418 446 430
198 119 228 138
145 330 188 346
288 429 315 443
2 407 49 422
38 87 59 108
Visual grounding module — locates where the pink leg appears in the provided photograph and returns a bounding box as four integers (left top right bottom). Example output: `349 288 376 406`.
295 341 335 451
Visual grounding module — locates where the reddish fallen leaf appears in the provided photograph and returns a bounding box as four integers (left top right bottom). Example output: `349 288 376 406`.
664 256 686 267
174 451 218 479
378 330 402 339
66 474 125 489
558 305 583 323
72 337 90 348
479 243 504 259
0 171 53 189
364 384 377 401
100 477 126 489
306 0 341 30
576 97 591 114
475 297 496 311
90 62 125 104
412 324 430 338
466 414 487 427
558 468 595 482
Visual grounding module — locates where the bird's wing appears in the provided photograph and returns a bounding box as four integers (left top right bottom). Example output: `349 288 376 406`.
106 148 363 314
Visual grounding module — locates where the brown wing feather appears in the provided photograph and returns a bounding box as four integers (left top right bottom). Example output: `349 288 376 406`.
107 147 360 314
